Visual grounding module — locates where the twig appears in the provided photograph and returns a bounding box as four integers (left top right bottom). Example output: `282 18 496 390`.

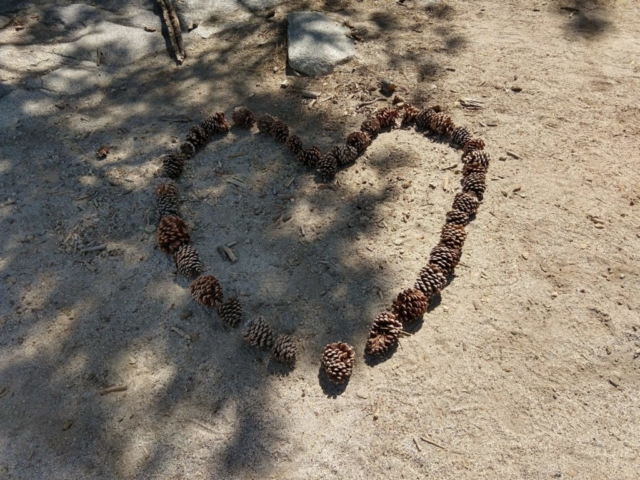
158 0 186 64
356 97 386 109
420 436 447 450
171 326 191 340
100 385 128 395
218 245 237 262
413 437 422 451
80 244 107 253
506 151 522 160
373 397 382 420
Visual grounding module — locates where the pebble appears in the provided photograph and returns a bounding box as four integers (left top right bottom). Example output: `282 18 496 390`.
551 291 558 298
521 252 529 260
356 391 369 399
144 225 156 233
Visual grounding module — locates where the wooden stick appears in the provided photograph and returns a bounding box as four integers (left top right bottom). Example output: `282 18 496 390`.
356 97 386 109
100 385 128 395
158 0 186 64
420 436 447 450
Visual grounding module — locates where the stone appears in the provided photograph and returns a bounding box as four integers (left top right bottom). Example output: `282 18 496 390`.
0 89 58 129
31 62 112 95
178 0 283 26
287 12 355 77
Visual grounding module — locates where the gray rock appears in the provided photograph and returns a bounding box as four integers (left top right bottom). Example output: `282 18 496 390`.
52 21 165 67
287 12 355 77
178 0 283 26
0 89 58 129
0 15 11 30
34 62 112 94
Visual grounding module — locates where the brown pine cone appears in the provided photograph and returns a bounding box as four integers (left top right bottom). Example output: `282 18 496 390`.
297 147 322 167
440 224 467 250
270 119 289 143
428 244 461 275
256 114 275 134
217 296 243 328
174 244 203 277
375 107 400 129
317 153 338 181
360 117 381 138
414 264 447 299
392 288 428 323
462 138 486 154
190 275 223 307
202 112 231 136
180 141 196 158
452 192 480 214
231 106 255 128
415 108 436 129
186 125 208 148
331 145 358 167
365 312 402 356
445 209 470 226
286 134 303 155
461 171 487 199
157 215 190 254
401 104 419 126
462 162 488 177
161 154 186 180
271 334 297 365
429 112 455 136
321 342 355 384
451 126 472 147
156 181 180 219
243 316 274 350
346 131 371 155
462 149 491 168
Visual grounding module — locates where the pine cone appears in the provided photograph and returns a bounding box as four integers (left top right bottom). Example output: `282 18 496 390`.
360 117 381 138
365 312 402 356
321 342 355 384
429 112 455 136
462 162 488 177
392 288 428 323
317 153 338 181
428 244 461 275
157 215 190 254
174 244 203 277
375 107 400 129
297 147 322 167
256 114 275 134
270 119 289 143
440 224 467 250
243 316 274 350
462 138 485 154
180 141 196 158
452 192 480 215
186 125 208 149
346 131 371 155
217 296 243 328
161 154 186 180
451 126 472 147
461 171 486 199
401 104 419 126
462 150 491 168
202 112 231 136
416 108 436 129
445 209 470 226
271 334 297 365
156 181 179 219
286 134 303 155
190 275 223 307
232 106 255 128
414 264 447 299
331 145 357 167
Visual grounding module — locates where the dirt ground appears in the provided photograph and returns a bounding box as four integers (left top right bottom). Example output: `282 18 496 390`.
1 0 639 478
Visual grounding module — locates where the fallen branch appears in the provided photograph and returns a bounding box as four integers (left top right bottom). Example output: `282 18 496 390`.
158 0 186 64
356 97 386 109
100 385 128 395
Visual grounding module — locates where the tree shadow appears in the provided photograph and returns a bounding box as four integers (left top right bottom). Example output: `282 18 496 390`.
553 0 613 39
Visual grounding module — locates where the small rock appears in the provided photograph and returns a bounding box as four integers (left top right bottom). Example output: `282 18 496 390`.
511 86 522 92
287 12 355 77
356 391 369 399
551 291 558 298
521 252 529 260
181 310 193 320
62 420 73 431
499 156 507 161
393 239 404 246
144 225 156 233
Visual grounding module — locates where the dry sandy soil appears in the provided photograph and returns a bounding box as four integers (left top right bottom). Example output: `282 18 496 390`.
1 0 639 478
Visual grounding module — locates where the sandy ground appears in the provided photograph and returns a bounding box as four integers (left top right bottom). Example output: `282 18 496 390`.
1 0 639 478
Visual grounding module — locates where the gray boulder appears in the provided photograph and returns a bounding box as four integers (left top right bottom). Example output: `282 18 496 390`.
287 11 355 77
